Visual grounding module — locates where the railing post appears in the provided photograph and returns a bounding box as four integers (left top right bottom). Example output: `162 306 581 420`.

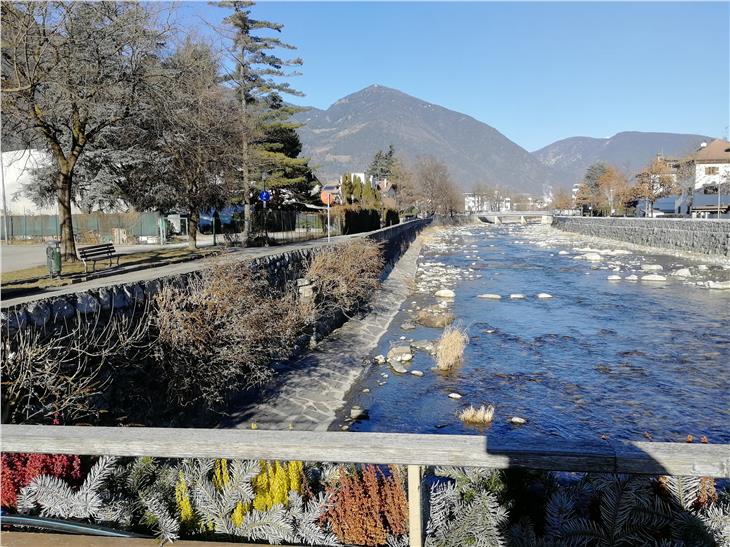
408 464 424 547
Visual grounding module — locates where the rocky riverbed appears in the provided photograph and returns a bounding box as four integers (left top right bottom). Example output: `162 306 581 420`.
336 222 730 443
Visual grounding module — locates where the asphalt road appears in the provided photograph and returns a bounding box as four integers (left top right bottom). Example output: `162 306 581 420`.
0 236 215 274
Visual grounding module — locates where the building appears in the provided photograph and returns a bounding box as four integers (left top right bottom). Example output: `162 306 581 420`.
339 172 377 189
1 149 62 216
693 139 730 190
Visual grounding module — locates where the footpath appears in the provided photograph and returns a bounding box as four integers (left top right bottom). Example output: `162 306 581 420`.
220 237 423 432
1 234 356 309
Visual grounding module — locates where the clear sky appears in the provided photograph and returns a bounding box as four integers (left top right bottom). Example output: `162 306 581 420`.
175 1 730 151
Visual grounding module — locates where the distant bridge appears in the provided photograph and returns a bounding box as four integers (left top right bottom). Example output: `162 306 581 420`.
476 211 553 225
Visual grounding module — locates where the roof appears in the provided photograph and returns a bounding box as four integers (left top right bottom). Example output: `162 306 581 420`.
693 139 730 162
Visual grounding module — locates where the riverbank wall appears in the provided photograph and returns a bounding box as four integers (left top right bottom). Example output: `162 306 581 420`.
552 217 730 257
2 218 431 335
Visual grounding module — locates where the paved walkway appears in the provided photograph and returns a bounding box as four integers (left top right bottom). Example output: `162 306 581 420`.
0 236 216 274
1 234 356 308
220 238 422 432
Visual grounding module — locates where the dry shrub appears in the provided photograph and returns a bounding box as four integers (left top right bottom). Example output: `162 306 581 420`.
306 238 383 316
459 404 495 426
153 262 309 406
323 464 408 546
2 303 154 424
436 325 469 371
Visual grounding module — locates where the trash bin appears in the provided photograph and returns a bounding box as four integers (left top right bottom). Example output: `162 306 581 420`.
46 241 62 277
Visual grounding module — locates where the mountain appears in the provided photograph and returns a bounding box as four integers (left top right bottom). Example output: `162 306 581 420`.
293 85 561 195
532 131 712 184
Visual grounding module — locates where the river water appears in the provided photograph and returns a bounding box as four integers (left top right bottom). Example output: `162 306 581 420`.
346 223 730 444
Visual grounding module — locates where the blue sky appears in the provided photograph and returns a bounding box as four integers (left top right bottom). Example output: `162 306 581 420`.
176 1 729 151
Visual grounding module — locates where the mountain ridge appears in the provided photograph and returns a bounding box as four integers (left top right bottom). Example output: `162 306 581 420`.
532 130 713 183
293 84 562 195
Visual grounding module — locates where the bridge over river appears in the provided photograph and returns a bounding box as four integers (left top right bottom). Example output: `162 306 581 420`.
477 210 553 224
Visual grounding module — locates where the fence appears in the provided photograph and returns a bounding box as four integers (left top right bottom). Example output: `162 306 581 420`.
2 425 728 547
0 212 161 244
248 210 342 243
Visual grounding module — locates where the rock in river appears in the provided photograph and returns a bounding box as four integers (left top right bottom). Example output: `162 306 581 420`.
448 393 462 400
434 289 455 298
510 416 527 425
478 293 502 300
387 345 412 362
642 274 667 282
641 264 664 272
537 293 553 299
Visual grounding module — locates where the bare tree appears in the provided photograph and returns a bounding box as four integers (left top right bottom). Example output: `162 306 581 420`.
634 157 675 217
674 158 696 216
389 157 421 213
1 2 169 259
414 157 457 215
149 39 241 249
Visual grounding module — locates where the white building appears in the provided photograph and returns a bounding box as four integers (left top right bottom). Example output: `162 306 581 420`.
1 148 64 215
693 139 730 190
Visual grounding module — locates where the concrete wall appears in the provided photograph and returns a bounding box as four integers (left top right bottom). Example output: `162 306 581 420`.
2 219 431 335
552 217 730 257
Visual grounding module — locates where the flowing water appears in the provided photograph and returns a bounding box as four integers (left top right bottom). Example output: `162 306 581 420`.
346 223 730 444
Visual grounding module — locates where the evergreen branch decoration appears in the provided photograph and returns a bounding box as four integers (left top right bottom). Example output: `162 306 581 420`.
18 456 118 520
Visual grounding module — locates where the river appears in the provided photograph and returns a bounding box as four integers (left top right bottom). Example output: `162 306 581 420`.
344 222 730 444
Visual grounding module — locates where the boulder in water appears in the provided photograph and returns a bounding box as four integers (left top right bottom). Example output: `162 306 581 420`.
642 274 667 282
478 293 501 300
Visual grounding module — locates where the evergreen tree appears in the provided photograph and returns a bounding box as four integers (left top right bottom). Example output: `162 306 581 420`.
367 144 396 181
217 0 303 244
352 176 364 204
341 174 354 204
362 182 376 208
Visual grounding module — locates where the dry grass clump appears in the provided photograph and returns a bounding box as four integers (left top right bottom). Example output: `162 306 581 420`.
436 325 469 371
306 238 383 316
154 262 310 406
459 404 495 425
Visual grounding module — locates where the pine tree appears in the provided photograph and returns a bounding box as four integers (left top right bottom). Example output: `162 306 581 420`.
217 1 303 244
341 174 354 204
367 145 397 181
352 177 364 204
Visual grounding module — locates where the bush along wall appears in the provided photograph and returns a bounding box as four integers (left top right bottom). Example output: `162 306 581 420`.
1 221 430 428
336 207 381 235
382 208 400 227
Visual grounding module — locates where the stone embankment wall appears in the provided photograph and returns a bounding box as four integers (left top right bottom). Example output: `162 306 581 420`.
2 219 430 334
552 217 730 257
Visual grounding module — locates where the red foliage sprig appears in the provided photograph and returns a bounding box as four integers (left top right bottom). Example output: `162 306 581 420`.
1 453 82 509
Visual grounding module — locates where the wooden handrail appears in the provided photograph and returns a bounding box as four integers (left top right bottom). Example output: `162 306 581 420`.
2 425 729 478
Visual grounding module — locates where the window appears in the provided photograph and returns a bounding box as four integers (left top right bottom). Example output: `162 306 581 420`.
705 166 719 175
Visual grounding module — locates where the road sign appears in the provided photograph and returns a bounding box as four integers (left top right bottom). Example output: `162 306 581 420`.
320 191 336 206
259 190 271 202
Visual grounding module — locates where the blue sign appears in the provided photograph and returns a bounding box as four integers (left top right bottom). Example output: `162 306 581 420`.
259 190 271 202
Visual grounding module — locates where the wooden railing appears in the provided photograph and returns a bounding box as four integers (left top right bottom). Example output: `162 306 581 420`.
2 425 729 547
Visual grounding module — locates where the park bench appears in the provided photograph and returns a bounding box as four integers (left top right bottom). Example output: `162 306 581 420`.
77 243 121 273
